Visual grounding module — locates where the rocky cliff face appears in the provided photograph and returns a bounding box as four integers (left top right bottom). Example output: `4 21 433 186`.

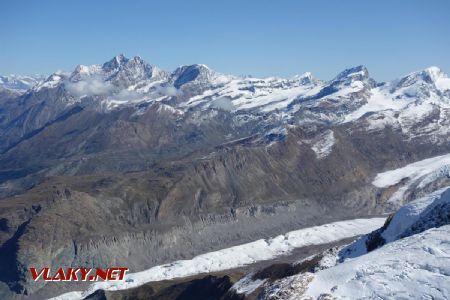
1 56 450 298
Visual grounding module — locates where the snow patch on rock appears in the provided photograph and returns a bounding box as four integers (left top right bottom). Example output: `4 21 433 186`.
301 130 335 159
231 274 266 296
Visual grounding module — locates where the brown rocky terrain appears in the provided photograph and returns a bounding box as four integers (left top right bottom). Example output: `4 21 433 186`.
1 57 450 298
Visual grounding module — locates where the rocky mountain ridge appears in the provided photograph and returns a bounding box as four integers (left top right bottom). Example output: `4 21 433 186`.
0 75 46 94
1 56 450 299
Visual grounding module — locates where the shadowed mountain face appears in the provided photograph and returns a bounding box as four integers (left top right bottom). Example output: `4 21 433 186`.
0 56 450 298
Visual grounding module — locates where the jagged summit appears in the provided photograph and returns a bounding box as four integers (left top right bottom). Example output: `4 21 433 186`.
102 53 129 71
102 54 148 72
2 57 449 126
6 55 450 97
67 54 167 90
412 66 446 79
171 64 223 88
331 65 370 86
389 65 450 94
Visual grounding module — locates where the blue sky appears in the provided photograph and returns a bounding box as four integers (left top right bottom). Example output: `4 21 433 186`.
1 0 449 81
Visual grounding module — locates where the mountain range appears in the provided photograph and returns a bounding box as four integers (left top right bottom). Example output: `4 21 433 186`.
1 55 450 299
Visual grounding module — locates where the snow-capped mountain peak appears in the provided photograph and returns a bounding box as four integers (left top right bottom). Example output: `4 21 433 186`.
171 64 230 88
102 53 128 72
0 74 46 92
4 57 449 141
75 64 97 74
34 72 67 91
109 57 163 86
426 65 443 77
294 72 319 85
426 66 450 91
70 64 102 81
65 55 169 96
392 66 450 92
332 65 370 85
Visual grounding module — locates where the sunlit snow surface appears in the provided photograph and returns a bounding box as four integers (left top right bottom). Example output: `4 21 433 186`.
343 67 450 144
49 218 384 300
266 186 450 300
181 75 324 113
373 153 450 188
289 226 450 300
344 87 409 122
372 153 450 206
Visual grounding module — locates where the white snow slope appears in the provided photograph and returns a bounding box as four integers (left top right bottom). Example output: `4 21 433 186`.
373 153 450 188
50 217 384 300
266 186 450 300
294 226 450 300
372 153 450 206
0 74 45 92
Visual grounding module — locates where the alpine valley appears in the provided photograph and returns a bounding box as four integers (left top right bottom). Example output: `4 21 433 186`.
1 55 450 299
